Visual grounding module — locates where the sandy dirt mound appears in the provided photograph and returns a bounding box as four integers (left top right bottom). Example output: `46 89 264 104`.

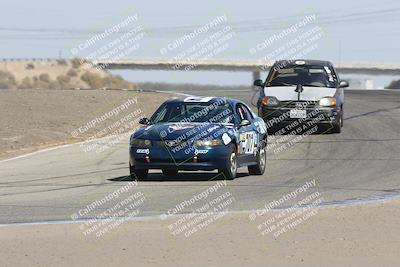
0 59 136 90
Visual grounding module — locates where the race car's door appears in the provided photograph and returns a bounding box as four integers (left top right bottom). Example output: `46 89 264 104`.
235 103 258 165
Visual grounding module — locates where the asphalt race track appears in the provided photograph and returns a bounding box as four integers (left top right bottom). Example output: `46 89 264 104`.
0 89 399 224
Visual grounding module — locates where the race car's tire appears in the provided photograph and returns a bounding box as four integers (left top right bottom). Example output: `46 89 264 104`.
218 146 237 180
129 163 148 181
162 169 178 176
267 125 278 135
248 145 267 175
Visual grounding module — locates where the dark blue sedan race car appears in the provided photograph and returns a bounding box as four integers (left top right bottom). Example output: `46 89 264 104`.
129 96 267 180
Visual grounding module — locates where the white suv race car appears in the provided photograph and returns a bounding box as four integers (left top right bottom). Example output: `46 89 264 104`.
254 59 349 134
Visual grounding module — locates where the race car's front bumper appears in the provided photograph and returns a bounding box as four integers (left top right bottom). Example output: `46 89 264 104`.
129 144 229 171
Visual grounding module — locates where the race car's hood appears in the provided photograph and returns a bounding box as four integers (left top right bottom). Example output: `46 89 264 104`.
132 122 232 141
264 86 337 101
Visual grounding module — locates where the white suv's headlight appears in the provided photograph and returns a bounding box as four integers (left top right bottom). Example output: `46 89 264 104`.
193 139 223 148
261 96 279 106
319 97 337 107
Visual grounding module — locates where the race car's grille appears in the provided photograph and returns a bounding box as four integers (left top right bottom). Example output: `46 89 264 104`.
280 101 318 109
153 140 192 148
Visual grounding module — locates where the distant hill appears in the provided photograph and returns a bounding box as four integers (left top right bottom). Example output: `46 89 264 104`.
0 59 137 90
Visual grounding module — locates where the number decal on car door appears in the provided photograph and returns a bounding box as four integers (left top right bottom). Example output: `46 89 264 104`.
239 131 257 154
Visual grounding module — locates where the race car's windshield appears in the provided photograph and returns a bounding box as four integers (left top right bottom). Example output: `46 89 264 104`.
150 101 234 124
266 65 338 88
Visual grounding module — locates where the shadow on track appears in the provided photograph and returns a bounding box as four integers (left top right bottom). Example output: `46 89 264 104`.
108 172 249 182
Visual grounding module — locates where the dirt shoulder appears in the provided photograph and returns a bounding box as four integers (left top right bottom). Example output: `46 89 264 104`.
1 200 399 267
0 89 174 159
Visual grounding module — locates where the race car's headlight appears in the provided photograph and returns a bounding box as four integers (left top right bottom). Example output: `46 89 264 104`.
319 97 337 107
193 139 223 148
261 96 279 106
130 138 151 147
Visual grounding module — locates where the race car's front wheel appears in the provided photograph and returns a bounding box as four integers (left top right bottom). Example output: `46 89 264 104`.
218 146 237 180
129 163 148 181
248 145 267 175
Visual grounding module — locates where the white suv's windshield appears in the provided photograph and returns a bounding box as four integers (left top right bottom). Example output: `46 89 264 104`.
266 65 338 88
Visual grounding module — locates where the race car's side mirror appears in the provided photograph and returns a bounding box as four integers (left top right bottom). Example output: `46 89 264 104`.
253 79 264 88
339 80 349 88
239 119 251 128
139 117 150 125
